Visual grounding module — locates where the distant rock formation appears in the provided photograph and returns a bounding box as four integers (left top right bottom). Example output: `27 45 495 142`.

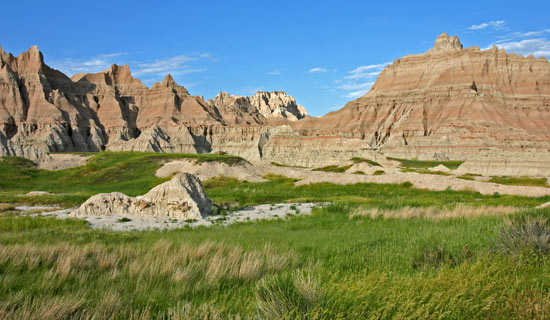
0 44 307 160
2 33 550 172
283 32 550 166
71 173 212 219
207 91 307 122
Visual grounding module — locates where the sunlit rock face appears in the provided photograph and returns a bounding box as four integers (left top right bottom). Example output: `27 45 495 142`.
285 33 550 166
2 33 550 172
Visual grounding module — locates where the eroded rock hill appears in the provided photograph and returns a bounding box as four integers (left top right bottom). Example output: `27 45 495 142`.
283 33 550 166
2 33 550 170
0 45 305 160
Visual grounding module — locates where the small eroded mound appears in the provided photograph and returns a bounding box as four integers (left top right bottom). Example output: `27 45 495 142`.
71 173 211 220
155 159 266 182
37 154 92 170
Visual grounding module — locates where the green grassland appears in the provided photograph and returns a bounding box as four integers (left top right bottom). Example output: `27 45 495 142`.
1 152 550 319
489 175 549 188
388 157 464 170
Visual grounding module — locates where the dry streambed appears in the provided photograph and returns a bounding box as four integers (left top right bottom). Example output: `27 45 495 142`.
15 203 323 231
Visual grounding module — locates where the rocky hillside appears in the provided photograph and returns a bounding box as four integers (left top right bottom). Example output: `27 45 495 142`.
0 45 306 160
2 33 550 170
208 91 307 122
279 33 550 166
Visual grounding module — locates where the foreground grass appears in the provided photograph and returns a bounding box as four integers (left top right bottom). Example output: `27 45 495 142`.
2 207 550 318
2 152 550 318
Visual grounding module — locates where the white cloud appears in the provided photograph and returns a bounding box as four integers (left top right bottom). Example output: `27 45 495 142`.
512 30 550 38
491 38 550 57
333 62 389 99
308 67 328 73
337 82 374 91
133 54 210 76
49 52 127 75
346 89 370 99
344 62 391 79
268 70 281 75
468 20 506 31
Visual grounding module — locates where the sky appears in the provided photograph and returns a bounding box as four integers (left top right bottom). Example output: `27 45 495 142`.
1 1 549 116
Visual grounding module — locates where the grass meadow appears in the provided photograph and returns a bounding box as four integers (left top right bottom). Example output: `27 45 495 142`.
1 152 550 319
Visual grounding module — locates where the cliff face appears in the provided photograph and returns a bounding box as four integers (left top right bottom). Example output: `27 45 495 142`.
0 45 305 160
284 33 550 164
207 91 307 123
2 33 550 168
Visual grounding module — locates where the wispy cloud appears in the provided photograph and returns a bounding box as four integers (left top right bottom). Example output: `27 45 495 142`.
308 67 328 73
133 53 212 76
468 20 506 31
267 70 281 75
49 52 128 75
345 89 371 99
509 29 550 38
490 38 550 57
333 62 390 99
344 62 391 80
337 82 375 91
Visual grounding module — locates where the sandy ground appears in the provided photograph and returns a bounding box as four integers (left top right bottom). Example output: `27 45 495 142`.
16 203 324 231
157 159 550 197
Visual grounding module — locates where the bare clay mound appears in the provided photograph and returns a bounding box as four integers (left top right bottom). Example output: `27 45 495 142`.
37 153 92 170
155 159 267 182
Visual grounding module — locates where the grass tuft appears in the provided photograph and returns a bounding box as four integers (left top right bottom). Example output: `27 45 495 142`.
495 216 550 260
350 157 381 167
312 164 353 173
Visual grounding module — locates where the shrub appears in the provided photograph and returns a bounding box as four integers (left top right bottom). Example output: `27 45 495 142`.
373 170 385 176
494 216 550 261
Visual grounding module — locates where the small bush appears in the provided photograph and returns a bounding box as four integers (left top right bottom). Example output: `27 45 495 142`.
494 216 550 261
353 171 365 175
117 217 132 223
373 170 385 176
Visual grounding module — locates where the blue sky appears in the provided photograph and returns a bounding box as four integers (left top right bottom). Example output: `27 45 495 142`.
1 1 549 116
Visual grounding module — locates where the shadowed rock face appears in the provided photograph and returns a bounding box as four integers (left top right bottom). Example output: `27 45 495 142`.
0 45 305 160
2 33 550 169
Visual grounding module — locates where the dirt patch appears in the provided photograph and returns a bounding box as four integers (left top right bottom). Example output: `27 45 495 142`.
38 154 92 170
22 191 53 196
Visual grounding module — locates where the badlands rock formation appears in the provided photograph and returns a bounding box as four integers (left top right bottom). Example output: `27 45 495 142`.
0 44 305 161
288 33 550 166
208 91 307 122
2 33 550 172
71 173 212 219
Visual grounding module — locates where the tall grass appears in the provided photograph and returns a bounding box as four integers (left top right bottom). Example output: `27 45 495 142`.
1 152 550 318
350 204 520 220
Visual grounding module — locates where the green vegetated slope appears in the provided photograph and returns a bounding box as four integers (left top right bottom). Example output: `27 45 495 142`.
1 152 550 318
0 152 246 206
388 157 464 170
